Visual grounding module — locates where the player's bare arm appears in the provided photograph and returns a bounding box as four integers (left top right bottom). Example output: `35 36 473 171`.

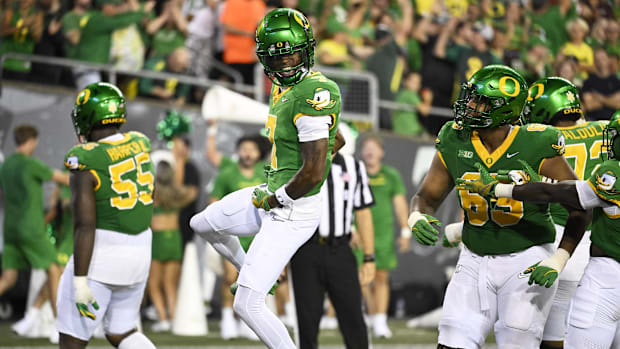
409 152 453 245
539 155 591 255
70 170 98 277
511 182 582 209
410 152 454 215
265 138 329 208
355 207 375 286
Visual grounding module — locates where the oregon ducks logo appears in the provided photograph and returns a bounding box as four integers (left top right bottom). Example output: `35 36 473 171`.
527 83 544 101
499 76 520 97
596 171 617 192
76 89 91 105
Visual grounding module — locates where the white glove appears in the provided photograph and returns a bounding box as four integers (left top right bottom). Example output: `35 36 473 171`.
73 276 99 320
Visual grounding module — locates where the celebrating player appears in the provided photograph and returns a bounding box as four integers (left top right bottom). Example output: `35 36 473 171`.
457 110 620 348
190 8 341 348
409 64 590 348
521 76 606 348
57 82 156 349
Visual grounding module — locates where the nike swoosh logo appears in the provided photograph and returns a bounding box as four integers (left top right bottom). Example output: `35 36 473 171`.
507 152 520 158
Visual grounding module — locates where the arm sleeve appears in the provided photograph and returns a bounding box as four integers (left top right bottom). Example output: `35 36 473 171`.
575 180 612 209
294 115 331 142
390 167 407 197
354 160 375 209
31 158 54 181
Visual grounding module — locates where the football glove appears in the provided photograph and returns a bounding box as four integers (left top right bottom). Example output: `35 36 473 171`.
523 248 570 288
252 187 272 211
500 159 541 184
408 212 442 246
455 163 499 197
73 276 99 320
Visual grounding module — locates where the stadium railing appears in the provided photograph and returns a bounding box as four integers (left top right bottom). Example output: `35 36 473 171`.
1 53 454 130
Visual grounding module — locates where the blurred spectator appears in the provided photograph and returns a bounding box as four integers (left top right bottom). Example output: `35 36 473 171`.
587 17 608 48
317 22 359 69
527 0 576 55
607 19 620 57
413 14 455 136
435 19 502 85
554 55 580 86
514 38 552 84
31 0 64 84
559 18 594 78
61 0 153 88
147 0 188 58
365 0 413 129
582 47 620 120
101 0 154 71
578 0 614 25
186 0 222 78
0 0 43 80
173 135 201 248
139 47 191 105
219 0 266 85
148 158 196 332
391 71 432 137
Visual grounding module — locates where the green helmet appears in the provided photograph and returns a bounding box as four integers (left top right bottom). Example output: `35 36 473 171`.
522 77 582 125
255 8 315 86
71 82 126 140
454 64 528 129
604 109 620 160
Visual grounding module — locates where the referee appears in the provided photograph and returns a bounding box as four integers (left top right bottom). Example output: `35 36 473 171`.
290 152 376 349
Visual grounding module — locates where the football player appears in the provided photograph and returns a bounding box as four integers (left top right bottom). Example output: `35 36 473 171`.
409 64 590 348
457 110 620 349
189 8 342 348
522 77 606 348
57 82 156 349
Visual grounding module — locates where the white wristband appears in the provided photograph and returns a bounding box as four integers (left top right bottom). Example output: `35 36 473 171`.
275 186 294 207
73 276 89 293
407 211 427 230
495 183 514 198
444 221 464 244
401 227 412 238
207 125 217 136
541 248 571 272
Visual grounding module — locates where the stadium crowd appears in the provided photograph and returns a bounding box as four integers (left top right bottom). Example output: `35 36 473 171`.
1 0 619 135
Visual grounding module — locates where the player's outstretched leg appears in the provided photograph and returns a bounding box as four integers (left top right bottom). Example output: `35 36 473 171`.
234 285 295 348
190 186 261 270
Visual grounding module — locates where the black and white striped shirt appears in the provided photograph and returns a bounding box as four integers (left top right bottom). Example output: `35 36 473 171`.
317 153 375 238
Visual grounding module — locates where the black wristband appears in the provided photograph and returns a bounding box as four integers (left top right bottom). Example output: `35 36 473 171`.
363 254 376 263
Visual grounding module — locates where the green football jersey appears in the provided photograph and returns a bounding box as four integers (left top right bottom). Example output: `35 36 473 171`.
585 160 620 263
436 121 565 255
549 120 607 225
64 131 154 235
265 71 341 196
368 165 406 245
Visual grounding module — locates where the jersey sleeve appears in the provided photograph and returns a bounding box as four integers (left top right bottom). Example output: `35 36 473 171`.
64 145 93 171
293 76 341 119
29 157 54 182
435 120 459 160
585 160 620 207
524 124 566 173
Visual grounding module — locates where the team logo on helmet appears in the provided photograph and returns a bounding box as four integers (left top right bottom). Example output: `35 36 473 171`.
566 91 575 103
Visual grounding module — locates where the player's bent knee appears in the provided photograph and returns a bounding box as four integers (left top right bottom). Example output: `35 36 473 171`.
109 329 155 349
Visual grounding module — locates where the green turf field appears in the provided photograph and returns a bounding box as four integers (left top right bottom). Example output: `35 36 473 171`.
0 319 499 348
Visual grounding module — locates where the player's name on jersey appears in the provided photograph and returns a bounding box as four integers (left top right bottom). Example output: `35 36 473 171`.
561 124 604 141
106 140 150 161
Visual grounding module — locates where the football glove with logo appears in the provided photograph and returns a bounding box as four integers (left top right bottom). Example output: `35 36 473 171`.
408 212 442 246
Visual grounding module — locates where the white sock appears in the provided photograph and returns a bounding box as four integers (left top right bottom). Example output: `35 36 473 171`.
118 332 156 349
26 307 40 319
233 285 295 349
374 313 387 328
222 307 235 322
190 211 245 270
